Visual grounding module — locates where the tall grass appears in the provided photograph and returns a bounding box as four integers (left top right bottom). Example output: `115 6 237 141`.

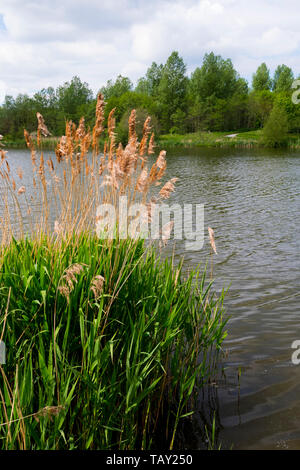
0 96 228 449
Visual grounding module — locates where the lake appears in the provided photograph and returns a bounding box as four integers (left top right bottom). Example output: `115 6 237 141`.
2 146 300 449
164 146 300 450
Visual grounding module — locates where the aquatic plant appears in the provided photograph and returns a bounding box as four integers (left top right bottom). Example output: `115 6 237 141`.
0 99 227 449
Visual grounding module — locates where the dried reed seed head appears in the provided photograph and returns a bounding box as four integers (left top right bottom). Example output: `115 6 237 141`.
98 165 103 176
24 129 34 149
94 93 105 132
75 117 85 141
36 112 51 137
156 150 167 170
208 227 217 254
158 177 178 200
142 116 151 134
116 142 123 159
64 120 76 140
92 93 105 152
148 164 158 184
34 405 64 422
139 116 152 156
108 108 116 137
148 132 155 155
112 161 124 180
18 186 26 195
136 167 148 193
103 141 108 160
55 135 68 162
1 150 7 161
81 132 91 155
117 141 136 178
58 263 85 302
91 275 105 298
54 220 63 234
38 153 45 177
128 109 137 141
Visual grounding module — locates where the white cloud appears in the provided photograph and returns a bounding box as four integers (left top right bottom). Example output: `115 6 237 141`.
0 0 299 102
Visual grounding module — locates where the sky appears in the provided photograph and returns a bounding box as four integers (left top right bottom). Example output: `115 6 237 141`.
0 0 300 103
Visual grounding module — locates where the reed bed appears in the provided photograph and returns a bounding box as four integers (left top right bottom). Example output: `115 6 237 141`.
0 96 227 449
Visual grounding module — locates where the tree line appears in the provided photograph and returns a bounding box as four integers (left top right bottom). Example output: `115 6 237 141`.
1 51 299 144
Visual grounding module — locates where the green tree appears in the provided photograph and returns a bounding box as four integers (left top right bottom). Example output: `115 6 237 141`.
57 76 93 122
273 91 300 132
135 62 163 96
273 65 294 92
100 75 133 100
104 91 158 126
170 108 187 134
252 63 272 91
33 87 63 135
262 102 289 147
247 90 274 128
188 52 247 131
157 51 188 132
189 52 242 101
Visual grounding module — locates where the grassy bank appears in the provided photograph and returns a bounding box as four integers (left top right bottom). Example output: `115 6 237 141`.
5 129 300 150
2 136 60 150
159 129 300 149
0 96 228 449
0 234 226 450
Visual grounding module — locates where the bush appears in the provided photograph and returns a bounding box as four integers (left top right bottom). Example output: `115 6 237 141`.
262 103 289 147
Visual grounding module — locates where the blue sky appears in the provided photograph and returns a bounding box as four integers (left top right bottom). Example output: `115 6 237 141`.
0 0 300 102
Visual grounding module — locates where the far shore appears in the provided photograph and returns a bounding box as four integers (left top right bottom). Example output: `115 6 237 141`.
3 129 300 150
158 129 300 149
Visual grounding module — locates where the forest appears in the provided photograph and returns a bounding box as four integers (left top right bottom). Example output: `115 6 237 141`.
0 51 299 146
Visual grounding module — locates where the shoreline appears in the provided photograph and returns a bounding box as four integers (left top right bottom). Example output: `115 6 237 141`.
158 129 300 149
3 129 300 150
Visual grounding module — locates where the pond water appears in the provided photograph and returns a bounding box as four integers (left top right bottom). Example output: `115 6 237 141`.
2 146 300 449
164 146 300 450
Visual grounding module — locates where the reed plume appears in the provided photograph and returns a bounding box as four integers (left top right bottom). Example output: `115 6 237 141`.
0 95 180 246
58 263 85 302
159 178 178 200
90 275 105 299
208 227 217 254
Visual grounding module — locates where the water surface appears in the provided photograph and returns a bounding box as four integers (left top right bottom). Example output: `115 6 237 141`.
164 147 300 450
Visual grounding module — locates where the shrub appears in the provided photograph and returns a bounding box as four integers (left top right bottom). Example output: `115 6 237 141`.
262 103 289 147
